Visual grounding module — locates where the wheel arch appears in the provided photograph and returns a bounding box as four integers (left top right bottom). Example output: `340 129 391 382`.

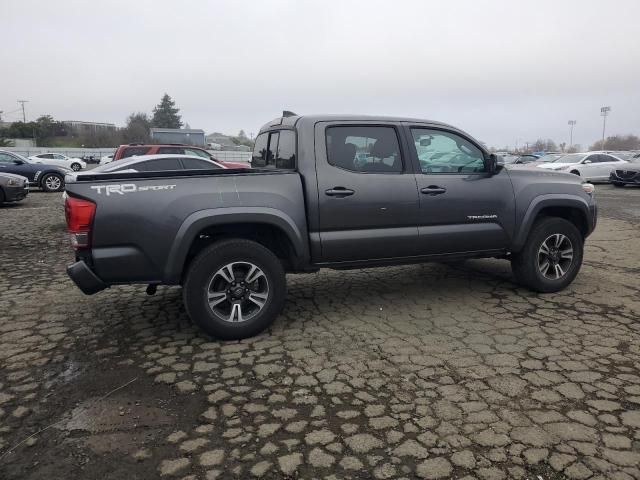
512 195 591 252
163 207 310 283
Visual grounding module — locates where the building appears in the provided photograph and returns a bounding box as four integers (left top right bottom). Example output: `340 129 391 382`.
62 121 117 134
150 128 205 146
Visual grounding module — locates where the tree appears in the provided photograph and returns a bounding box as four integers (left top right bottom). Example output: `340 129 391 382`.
122 112 151 143
238 129 247 139
590 134 640 151
151 93 182 129
0 138 13 147
531 138 558 152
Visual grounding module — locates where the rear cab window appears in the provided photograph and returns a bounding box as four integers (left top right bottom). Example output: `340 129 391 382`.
251 130 296 169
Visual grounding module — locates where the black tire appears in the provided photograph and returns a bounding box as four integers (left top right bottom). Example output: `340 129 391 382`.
612 182 625 188
511 217 583 293
71 163 82 171
40 173 64 192
183 239 286 339
0 188 5 204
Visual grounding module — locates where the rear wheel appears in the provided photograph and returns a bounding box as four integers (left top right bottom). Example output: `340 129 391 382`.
41 173 64 192
183 239 286 339
71 163 82 171
511 217 583 293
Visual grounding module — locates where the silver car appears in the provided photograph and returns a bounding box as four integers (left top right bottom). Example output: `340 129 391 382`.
0 172 29 203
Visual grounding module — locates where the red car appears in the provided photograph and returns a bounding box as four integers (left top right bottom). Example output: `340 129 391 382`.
112 143 248 169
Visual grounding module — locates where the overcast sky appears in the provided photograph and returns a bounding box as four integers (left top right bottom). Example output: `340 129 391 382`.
2 0 639 148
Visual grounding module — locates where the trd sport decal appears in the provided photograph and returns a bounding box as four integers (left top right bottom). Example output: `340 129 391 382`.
90 184 177 196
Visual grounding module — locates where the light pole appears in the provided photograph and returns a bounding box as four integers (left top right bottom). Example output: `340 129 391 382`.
17 100 28 122
567 120 576 150
600 106 610 149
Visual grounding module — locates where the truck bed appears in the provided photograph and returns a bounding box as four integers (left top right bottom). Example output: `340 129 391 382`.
65 168 309 285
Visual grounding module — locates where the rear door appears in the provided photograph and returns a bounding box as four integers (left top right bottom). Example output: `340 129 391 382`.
314 122 421 262
405 125 514 255
597 154 625 179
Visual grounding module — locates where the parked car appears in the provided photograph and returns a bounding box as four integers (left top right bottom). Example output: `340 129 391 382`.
498 154 539 165
80 155 100 164
99 154 114 165
112 143 248 169
0 150 70 192
28 153 86 171
610 155 640 187
86 154 227 174
64 113 597 340
0 172 29 203
537 152 627 182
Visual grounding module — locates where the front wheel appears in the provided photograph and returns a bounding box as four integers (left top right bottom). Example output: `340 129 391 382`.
511 217 583 293
183 239 286 339
41 173 64 192
71 163 82 171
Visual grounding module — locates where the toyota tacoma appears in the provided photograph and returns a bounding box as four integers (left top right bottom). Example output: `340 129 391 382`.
64 113 597 339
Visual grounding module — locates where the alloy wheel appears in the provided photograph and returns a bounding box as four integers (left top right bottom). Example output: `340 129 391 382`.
537 233 573 280
45 176 62 191
206 262 269 323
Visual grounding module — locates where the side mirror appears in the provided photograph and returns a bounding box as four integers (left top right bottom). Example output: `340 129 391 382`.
13 159 24 165
419 138 432 147
583 159 592 164
485 153 498 173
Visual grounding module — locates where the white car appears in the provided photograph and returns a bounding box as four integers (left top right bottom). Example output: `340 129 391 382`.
99 154 114 165
88 154 227 174
29 153 86 171
537 152 627 182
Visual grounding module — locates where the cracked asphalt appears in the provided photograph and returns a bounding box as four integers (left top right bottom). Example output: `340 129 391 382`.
1 185 639 480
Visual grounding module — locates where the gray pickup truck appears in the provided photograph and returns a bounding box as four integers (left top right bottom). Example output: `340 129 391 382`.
65 113 597 339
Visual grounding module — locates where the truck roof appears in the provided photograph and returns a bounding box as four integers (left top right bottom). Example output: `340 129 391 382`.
259 113 459 134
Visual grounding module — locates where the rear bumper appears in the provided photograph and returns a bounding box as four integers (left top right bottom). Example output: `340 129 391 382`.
67 260 107 295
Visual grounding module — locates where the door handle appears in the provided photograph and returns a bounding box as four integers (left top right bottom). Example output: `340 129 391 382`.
420 185 447 195
325 187 355 197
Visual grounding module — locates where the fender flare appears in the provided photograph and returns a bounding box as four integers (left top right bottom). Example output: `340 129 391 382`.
163 207 309 283
511 194 591 252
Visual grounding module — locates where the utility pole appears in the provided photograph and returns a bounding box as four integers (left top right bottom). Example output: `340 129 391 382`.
600 106 610 149
568 120 576 150
17 100 28 122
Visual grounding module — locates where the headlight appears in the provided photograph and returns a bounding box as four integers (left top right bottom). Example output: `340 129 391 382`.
7 178 18 186
582 183 595 194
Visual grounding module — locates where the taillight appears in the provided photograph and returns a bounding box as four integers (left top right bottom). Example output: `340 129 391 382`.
65 195 96 249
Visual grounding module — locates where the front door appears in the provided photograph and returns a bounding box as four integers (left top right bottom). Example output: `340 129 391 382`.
405 125 514 255
315 122 421 262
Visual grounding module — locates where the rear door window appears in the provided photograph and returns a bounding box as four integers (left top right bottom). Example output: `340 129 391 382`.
121 147 151 159
326 126 403 173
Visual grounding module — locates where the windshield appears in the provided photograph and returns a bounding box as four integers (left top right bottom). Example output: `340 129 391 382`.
538 154 563 163
553 153 585 164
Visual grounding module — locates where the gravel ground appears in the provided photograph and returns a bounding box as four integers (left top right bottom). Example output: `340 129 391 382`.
0 184 639 480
